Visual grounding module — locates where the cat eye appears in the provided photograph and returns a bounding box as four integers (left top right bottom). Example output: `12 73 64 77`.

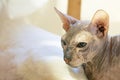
76 42 87 48
61 40 66 45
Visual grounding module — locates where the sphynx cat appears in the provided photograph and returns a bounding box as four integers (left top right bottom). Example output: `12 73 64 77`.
55 8 120 80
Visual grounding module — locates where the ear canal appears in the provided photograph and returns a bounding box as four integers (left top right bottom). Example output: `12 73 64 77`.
54 7 78 32
90 10 109 38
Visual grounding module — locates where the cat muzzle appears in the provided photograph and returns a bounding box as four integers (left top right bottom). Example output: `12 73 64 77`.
64 55 72 64
64 58 70 64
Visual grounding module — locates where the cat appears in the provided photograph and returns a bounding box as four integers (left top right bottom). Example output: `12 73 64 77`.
55 8 120 80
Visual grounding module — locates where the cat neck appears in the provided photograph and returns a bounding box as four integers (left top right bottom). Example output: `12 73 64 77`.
92 35 120 71
92 36 111 72
83 35 120 80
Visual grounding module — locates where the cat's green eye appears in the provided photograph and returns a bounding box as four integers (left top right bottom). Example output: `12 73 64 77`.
76 42 87 48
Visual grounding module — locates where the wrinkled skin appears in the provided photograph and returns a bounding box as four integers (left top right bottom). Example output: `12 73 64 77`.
55 8 120 80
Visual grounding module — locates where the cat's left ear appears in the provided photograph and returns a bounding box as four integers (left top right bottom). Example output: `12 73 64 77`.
89 10 109 38
54 7 78 32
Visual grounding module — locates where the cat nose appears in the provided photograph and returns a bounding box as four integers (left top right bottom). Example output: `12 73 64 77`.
64 58 70 64
64 55 72 64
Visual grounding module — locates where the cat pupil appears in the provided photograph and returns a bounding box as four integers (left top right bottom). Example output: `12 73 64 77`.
62 40 66 45
76 42 87 48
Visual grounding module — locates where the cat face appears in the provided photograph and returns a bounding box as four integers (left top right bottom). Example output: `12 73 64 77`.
55 8 109 67
61 23 102 67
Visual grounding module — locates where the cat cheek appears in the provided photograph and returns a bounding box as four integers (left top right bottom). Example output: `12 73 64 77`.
69 58 84 67
74 53 84 61
62 45 67 49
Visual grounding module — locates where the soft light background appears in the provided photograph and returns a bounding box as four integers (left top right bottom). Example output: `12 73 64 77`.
0 0 68 35
27 0 120 36
0 0 119 80
0 1 87 80
81 0 120 36
27 0 68 35
5 0 119 36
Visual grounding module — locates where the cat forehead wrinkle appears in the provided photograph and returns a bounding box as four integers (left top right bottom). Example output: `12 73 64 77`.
62 23 90 43
74 31 92 43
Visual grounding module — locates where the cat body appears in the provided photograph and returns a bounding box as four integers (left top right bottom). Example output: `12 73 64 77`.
55 8 120 80
83 35 120 80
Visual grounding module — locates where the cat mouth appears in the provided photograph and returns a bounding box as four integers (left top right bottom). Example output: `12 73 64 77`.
64 54 87 68
68 63 80 68
64 60 84 68
64 59 79 67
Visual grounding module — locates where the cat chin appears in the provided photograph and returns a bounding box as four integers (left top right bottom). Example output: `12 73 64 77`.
69 64 80 68
67 60 88 68
64 58 87 68
67 62 83 68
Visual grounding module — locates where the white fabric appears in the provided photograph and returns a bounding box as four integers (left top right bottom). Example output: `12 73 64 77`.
0 19 87 80
0 0 87 79
0 0 48 18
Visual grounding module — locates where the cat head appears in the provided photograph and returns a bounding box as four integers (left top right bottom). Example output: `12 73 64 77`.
55 8 109 67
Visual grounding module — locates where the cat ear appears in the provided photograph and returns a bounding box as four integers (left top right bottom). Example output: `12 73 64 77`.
54 7 78 31
89 10 109 38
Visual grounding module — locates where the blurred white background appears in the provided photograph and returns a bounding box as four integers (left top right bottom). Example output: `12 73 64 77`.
81 0 120 36
0 1 119 80
0 0 119 35
28 0 120 36
27 0 68 35
0 1 87 80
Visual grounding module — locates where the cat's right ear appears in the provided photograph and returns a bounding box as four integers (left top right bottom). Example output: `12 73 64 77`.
54 7 78 32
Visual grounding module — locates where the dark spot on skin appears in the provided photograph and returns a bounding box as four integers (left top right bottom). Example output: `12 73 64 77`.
97 24 105 32
97 24 105 36
99 26 105 32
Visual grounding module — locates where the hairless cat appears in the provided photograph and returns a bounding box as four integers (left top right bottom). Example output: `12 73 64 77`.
55 8 120 80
